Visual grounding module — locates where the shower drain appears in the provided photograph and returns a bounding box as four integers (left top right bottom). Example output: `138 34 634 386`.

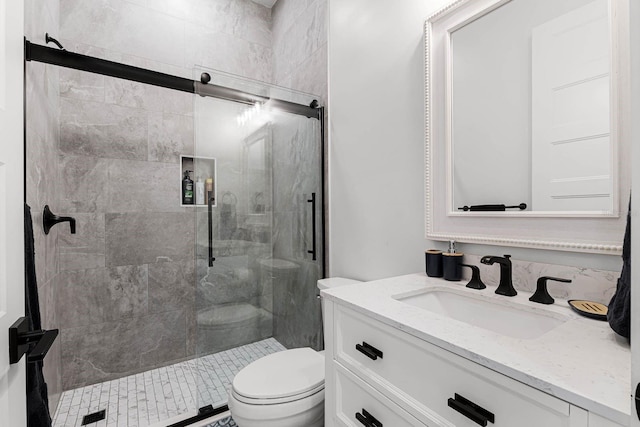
81 409 106 425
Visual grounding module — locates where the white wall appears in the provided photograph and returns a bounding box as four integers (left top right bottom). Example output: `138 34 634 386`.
629 0 640 416
328 0 624 282
329 0 448 280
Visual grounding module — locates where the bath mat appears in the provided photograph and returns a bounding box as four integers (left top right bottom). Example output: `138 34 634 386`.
207 416 237 427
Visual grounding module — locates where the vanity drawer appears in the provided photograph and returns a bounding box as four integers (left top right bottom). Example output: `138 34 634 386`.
589 412 626 427
334 305 574 427
332 362 437 427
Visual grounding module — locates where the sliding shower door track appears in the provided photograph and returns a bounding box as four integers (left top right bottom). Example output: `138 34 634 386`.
167 404 229 427
24 39 321 119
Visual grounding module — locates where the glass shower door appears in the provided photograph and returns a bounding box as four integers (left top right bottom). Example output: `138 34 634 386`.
191 69 324 414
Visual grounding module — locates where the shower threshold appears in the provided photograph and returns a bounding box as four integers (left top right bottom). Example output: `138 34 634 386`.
53 338 286 427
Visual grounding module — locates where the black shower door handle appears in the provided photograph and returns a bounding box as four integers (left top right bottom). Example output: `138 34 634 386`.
307 193 317 260
208 196 215 267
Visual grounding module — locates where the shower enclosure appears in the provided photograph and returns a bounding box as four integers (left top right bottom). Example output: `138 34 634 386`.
25 38 324 426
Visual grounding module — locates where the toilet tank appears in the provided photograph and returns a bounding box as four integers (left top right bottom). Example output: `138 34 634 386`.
317 277 362 291
317 278 362 306
317 278 362 346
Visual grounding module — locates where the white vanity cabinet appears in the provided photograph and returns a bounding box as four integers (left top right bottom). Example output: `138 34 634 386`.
324 300 624 427
590 413 627 427
332 364 432 426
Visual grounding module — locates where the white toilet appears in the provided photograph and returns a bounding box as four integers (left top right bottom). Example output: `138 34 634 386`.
228 277 362 427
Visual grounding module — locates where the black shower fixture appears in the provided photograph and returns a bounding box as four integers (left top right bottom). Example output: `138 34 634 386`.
43 205 76 235
44 32 65 50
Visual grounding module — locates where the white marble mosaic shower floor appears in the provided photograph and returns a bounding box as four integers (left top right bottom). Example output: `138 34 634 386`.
52 338 286 427
205 416 237 427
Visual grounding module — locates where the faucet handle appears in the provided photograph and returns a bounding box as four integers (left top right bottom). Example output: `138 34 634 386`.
460 264 486 290
529 276 572 305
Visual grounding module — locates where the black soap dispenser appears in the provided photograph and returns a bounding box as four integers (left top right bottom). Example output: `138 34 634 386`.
442 240 463 281
182 170 194 205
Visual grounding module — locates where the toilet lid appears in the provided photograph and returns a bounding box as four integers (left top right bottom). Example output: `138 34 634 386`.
232 348 324 400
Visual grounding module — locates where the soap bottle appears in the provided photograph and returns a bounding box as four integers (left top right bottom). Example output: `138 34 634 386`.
195 175 205 205
442 240 463 281
182 170 194 205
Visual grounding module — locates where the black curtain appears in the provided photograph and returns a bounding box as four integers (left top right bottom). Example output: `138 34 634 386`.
607 195 631 341
25 204 52 427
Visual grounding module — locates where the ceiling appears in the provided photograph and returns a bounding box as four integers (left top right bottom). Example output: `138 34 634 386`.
251 0 278 8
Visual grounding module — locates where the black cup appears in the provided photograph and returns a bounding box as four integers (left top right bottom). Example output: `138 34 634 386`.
425 250 443 277
442 253 463 281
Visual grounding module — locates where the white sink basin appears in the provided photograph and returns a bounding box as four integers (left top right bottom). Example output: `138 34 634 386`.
394 288 569 340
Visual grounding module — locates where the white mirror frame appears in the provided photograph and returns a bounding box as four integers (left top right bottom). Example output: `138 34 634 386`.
425 0 630 255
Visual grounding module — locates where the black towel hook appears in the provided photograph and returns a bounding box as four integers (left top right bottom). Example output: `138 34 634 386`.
43 205 76 235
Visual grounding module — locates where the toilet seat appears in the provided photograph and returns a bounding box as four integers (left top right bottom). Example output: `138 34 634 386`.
231 348 325 405
228 387 324 427
232 383 325 405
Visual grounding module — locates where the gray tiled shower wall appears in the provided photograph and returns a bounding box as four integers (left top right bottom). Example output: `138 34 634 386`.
55 78 287 389
25 0 329 406
270 117 324 350
56 77 199 391
268 0 328 352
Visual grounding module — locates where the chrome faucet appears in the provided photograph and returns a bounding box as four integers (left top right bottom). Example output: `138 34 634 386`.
480 254 517 296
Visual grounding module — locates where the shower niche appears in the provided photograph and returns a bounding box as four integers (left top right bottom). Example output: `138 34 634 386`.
180 155 217 207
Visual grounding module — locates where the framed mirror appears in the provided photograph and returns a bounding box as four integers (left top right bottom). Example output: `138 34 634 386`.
425 0 630 254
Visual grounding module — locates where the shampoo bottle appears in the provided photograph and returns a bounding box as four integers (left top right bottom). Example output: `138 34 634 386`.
195 176 205 205
182 170 194 205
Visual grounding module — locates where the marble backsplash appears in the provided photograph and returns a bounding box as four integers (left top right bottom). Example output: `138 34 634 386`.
459 254 619 305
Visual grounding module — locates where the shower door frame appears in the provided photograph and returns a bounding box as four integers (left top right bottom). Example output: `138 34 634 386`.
25 40 322 120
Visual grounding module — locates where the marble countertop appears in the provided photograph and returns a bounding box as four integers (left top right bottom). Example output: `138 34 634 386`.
321 273 631 425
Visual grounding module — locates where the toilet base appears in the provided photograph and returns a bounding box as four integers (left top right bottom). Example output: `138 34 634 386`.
228 388 324 427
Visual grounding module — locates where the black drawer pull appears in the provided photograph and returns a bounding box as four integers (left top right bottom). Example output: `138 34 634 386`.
355 342 383 360
355 412 373 427
448 393 494 426
355 409 382 427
